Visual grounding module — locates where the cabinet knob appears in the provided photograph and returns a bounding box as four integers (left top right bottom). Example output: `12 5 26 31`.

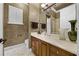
57 51 59 54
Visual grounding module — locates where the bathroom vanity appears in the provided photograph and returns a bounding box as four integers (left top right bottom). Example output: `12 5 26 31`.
31 32 77 56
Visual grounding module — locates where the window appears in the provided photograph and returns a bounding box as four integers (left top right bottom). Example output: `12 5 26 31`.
8 5 23 24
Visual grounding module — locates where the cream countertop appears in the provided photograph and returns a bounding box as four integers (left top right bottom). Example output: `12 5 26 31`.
31 32 77 55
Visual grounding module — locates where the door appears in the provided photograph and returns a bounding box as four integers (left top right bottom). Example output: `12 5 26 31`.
77 3 79 56
0 3 4 56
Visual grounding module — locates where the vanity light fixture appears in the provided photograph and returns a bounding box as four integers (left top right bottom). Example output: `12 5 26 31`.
41 3 46 8
41 3 48 8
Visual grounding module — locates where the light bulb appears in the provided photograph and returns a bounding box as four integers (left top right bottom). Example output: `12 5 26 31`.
41 3 46 8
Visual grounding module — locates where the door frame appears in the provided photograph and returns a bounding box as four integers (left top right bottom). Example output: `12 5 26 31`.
0 3 4 56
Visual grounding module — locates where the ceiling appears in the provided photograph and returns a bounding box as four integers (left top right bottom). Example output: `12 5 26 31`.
42 3 73 11
52 3 73 10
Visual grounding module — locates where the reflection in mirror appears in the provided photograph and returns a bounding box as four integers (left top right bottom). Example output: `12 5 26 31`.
46 15 51 35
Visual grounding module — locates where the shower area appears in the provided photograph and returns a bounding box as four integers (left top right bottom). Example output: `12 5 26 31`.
3 3 30 55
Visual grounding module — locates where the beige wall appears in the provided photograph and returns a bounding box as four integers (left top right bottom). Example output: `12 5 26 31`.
3 3 29 47
29 3 46 32
56 12 60 33
29 3 40 22
40 10 46 23
51 11 60 34
29 3 39 32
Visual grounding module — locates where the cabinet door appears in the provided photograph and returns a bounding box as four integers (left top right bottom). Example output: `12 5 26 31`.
59 48 76 56
31 36 40 56
38 40 41 56
49 45 59 56
31 36 37 55
49 44 76 56
41 41 47 56
35 39 39 55
31 36 35 55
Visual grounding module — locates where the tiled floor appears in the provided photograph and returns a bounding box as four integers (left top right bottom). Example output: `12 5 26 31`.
4 43 35 56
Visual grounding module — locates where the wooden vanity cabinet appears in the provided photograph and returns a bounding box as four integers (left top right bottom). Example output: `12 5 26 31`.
60 49 76 56
49 44 76 56
31 36 76 56
31 36 48 56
